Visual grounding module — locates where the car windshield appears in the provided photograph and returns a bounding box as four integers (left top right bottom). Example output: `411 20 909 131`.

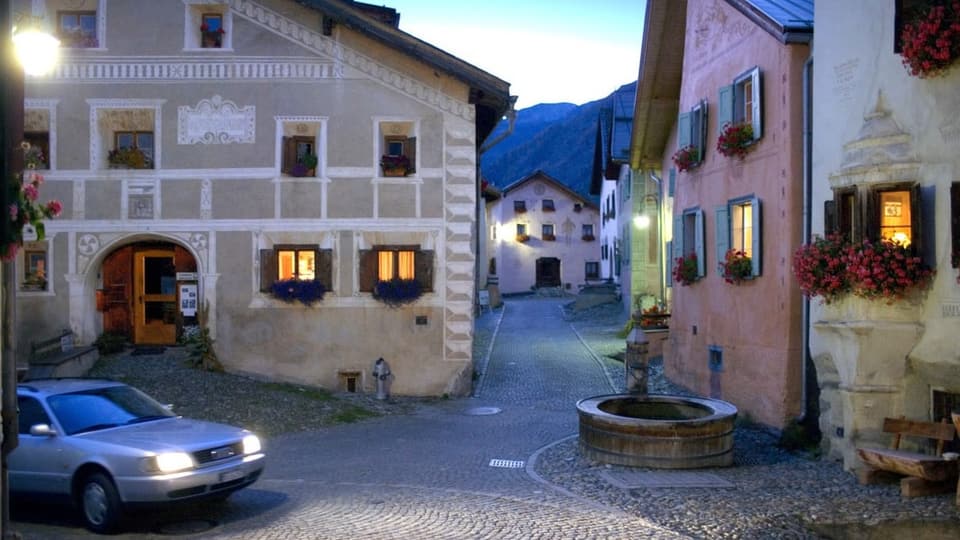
47 385 176 435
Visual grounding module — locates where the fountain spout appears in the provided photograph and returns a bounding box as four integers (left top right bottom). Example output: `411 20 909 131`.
625 310 649 396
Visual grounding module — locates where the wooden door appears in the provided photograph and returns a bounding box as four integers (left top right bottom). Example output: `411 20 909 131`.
101 246 132 336
536 257 561 288
134 249 177 344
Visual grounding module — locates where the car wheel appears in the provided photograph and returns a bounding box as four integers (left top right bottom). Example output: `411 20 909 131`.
79 472 122 534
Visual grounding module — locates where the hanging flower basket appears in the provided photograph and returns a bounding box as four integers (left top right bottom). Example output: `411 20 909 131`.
899 2 960 78
2 143 63 262
671 145 699 172
716 122 754 159
719 249 753 284
373 278 423 307
672 253 700 286
270 278 326 306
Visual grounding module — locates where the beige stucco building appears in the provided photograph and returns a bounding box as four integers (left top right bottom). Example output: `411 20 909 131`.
486 171 600 295
13 0 510 397
812 0 960 469
630 0 813 430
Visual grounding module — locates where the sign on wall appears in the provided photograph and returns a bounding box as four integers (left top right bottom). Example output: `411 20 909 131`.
178 94 255 145
179 283 198 317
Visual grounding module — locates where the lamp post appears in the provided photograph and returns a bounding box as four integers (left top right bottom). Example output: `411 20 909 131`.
2 6 58 537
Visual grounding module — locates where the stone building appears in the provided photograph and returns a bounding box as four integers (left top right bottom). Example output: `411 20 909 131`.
15 0 511 397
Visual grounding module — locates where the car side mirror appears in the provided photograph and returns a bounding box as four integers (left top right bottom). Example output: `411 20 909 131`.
29 424 57 437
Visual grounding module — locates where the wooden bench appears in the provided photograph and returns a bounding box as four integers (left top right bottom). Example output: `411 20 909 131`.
26 329 99 380
856 416 958 497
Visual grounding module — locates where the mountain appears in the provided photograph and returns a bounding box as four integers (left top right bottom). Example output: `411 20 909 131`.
480 82 636 203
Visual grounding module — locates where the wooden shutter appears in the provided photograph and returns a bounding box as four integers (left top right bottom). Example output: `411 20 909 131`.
751 196 762 277
863 188 879 242
317 248 333 292
415 250 434 292
405 136 416 173
358 249 376 292
677 112 691 149
918 184 935 268
715 205 729 272
281 136 296 175
952 183 960 267
717 84 734 134
749 67 762 140
665 240 673 286
824 199 837 236
695 209 705 277
259 249 277 292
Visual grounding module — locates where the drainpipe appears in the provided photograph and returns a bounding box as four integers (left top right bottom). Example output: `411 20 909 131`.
649 172 665 307
480 96 518 155
799 55 814 423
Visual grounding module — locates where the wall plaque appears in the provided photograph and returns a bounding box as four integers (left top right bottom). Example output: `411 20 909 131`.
178 94 255 144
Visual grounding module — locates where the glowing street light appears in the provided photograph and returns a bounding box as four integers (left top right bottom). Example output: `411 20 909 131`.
12 25 60 76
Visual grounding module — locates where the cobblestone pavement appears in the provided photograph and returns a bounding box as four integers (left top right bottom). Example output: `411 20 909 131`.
11 297 960 539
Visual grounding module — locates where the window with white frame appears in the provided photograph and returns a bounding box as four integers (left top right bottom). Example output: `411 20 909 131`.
718 66 762 143
277 118 325 178
260 245 333 292
825 183 930 262
184 1 232 50
542 223 556 241
585 261 600 280
21 242 50 292
358 246 434 292
378 120 417 177
57 10 97 48
90 101 163 170
715 196 762 278
672 208 705 279
25 101 57 170
677 99 708 168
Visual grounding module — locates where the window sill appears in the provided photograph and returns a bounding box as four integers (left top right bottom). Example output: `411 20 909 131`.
373 174 422 184
182 47 235 53
18 289 55 297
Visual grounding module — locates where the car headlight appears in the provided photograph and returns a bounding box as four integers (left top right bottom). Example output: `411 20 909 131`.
242 434 262 455
146 452 195 473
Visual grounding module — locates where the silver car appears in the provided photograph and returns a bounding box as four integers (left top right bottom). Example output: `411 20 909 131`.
11 378 266 534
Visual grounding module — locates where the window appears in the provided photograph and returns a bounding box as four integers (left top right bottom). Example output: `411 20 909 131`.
602 242 608 260
672 208 705 279
358 246 433 293
111 131 154 169
514 200 527 213
23 132 49 169
516 223 527 236
542 199 555 212
201 13 224 48
378 121 416 177
718 67 762 143
542 224 556 241
825 183 926 254
23 248 49 291
585 261 600 280
716 196 762 278
282 136 317 176
58 11 97 48
582 224 595 241
90 102 162 171
677 99 708 168
260 246 333 293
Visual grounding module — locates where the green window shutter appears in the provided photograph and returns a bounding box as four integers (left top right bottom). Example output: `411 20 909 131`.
672 215 683 279
750 67 762 141
694 101 708 161
317 248 333 292
358 249 375 292
751 196 762 276
259 249 277 292
415 249 434 292
715 205 730 272
668 168 676 197
677 112 691 149
718 84 734 134
694 209 705 277
665 240 673 286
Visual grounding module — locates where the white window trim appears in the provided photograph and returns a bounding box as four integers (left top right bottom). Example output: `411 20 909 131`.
40 0 108 51
24 99 58 171
274 115 329 180
18 238 55 296
182 0 233 52
87 99 166 170
372 116 420 181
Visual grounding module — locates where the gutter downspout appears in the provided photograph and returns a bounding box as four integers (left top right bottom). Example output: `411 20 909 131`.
649 172 665 307
800 55 813 422
480 96 518 154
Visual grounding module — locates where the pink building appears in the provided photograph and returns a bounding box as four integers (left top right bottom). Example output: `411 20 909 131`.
631 0 813 429
486 171 600 295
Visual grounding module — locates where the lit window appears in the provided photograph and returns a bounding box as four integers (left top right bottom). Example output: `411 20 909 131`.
716 196 762 279
358 246 433 293
879 190 912 246
278 249 315 281
378 250 415 281
260 246 332 293
731 201 754 257
718 67 763 143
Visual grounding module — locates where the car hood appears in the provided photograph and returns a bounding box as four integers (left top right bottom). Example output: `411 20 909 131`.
79 417 254 452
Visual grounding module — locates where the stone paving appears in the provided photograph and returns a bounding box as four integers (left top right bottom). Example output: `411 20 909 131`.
11 296 960 539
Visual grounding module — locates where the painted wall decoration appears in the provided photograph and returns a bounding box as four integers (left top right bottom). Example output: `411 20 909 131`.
178 94 256 145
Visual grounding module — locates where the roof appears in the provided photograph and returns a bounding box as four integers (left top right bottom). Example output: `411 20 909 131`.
590 83 636 194
298 0 512 143
727 0 814 43
502 170 599 210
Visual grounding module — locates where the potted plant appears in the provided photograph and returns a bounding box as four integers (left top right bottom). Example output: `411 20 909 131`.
373 278 422 307
2 144 63 262
639 304 670 329
515 233 530 243
270 278 325 306
380 154 410 177
716 122 755 159
543 233 556 241
899 2 960 78
108 147 150 169
671 145 699 172
581 234 595 241
290 153 318 177
672 253 700 286
720 249 753 284
201 23 225 48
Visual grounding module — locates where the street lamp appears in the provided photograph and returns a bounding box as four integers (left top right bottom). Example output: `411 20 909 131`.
2 8 58 538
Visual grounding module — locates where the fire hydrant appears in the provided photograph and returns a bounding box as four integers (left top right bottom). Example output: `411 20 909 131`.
372 357 392 400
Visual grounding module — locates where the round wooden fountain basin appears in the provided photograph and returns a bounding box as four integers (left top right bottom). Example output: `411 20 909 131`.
577 394 738 469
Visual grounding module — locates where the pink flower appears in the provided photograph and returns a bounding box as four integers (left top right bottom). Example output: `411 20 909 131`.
23 184 38 201
9 204 18 221
46 200 63 217
1 243 18 262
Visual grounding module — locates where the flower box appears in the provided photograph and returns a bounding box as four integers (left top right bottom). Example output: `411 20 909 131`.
515 233 530 243
108 147 151 169
373 278 423 307
899 3 960 78
542 233 556 241
672 253 700 286
581 234 595 242
671 145 699 172
270 278 325 306
716 123 754 159
380 154 411 177
720 249 753 284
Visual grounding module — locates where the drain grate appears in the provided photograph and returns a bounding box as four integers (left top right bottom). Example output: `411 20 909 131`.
600 470 735 489
489 459 525 469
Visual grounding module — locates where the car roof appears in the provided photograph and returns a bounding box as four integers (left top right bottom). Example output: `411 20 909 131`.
17 378 126 397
